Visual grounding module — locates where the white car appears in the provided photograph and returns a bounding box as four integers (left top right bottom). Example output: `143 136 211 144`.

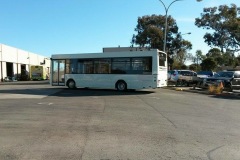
168 70 199 86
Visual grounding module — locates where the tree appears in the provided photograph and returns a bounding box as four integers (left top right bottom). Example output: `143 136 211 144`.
200 58 217 71
180 64 187 70
132 15 171 49
174 49 192 65
189 64 199 71
171 33 192 64
195 4 240 52
223 50 235 66
206 48 224 66
196 50 206 60
235 55 240 66
190 50 205 71
206 48 222 58
132 15 192 68
172 61 181 70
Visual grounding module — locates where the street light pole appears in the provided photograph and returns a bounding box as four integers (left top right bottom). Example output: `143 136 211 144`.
158 0 182 53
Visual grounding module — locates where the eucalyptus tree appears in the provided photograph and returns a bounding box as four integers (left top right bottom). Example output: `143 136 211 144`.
195 4 240 52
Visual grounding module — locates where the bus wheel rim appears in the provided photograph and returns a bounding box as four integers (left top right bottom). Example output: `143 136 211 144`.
69 81 75 88
118 82 125 90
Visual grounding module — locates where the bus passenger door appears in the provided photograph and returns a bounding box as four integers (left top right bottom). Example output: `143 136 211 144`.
52 60 65 86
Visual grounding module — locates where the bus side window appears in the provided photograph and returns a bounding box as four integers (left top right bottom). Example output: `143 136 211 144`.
112 58 130 74
132 57 152 74
94 59 111 74
70 59 78 74
77 60 84 74
83 60 94 74
65 59 71 74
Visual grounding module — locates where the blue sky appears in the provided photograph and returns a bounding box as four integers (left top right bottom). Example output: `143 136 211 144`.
0 0 239 58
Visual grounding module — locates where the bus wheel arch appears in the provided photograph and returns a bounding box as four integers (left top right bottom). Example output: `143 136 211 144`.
116 80 127 91
67 79 76 89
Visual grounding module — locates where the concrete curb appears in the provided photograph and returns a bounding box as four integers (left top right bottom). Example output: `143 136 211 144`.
162 86 240 98
186 89 240 97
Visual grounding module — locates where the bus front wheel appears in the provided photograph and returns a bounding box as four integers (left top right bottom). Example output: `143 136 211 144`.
67 80 76 89
116 81 127 91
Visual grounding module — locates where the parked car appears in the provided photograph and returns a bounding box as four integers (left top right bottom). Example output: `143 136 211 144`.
168 70 199 86
177 70 199 86
201 71 240 91
197 71 215 78
196 71 215 87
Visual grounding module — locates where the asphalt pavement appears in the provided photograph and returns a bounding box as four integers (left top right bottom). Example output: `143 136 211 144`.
0 83 240 160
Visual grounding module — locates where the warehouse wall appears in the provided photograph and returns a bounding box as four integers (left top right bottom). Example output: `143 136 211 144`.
0 44 50 81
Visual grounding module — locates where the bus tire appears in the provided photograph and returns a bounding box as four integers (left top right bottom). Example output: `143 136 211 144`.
116 81 127 91
67 79 76 89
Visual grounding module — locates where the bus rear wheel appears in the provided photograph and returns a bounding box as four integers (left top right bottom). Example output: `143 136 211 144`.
116 81 127 91
67 80 76 89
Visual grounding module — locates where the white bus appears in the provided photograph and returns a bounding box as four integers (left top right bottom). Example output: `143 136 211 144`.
51 48 167 91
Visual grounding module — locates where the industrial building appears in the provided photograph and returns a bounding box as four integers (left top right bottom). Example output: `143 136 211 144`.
0 44 50 81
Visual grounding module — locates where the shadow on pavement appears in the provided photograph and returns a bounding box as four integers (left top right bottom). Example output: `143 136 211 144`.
208 94 240 100
0 88 62 96
0 87 154 97
50 88 154 97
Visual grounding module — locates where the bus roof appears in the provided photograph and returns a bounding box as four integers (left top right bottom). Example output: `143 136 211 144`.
51 49 165 60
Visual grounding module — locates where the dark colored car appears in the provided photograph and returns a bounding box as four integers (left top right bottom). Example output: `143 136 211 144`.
197 71 215 78
202 71 240 91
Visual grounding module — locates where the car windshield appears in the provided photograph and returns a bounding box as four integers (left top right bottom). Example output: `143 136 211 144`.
214 71 234 78
197 71 212 75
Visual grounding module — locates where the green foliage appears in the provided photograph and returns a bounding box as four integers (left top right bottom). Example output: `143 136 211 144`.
189 64 201 71
189 64 196 71
192 50 205 64
132 14 176 49
206 48 224 65
172 61 182 70
190 50 205 71
174 49 192 65
236 55 240 66
206 48 222 58
200 58 217 71
205 48 239 67
180 64 187 70
223 51 235 66
195 4 240 52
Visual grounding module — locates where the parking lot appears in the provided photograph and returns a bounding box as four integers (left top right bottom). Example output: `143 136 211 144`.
0 82 240 160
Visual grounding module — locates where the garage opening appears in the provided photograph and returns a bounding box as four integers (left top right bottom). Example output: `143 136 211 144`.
20 64 28 81
6 62 14 80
